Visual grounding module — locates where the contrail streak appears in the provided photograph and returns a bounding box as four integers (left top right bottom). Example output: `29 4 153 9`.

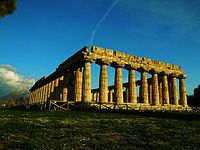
88 0 120 47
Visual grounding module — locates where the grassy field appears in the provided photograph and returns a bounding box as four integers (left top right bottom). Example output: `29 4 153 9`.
0 109 200 150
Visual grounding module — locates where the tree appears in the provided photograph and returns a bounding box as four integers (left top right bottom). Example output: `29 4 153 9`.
188 85 200 107
0 0 16 18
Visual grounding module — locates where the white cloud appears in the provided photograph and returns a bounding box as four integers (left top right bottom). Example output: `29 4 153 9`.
0 64 35 97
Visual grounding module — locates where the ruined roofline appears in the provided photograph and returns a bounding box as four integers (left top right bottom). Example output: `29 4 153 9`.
46 45 185 77
30 45 187 92
29 46 90 92
56 46 90 72
29 76 46 91
89 46 184 76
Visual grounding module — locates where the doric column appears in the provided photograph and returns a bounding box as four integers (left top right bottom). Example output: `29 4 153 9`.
128 69 137 104
148 83 152 104
168 77 174 104
33 91 36 103
34 91 36 103
50 80 55 100
82 60 93 102
41 86 45 102
51 80 55 93
34 90 37 103
140 70 149 104
63 88 68 102
38 89 41 102
171 75 179 105
96 92 99 102
29 92 33 105
74 67 82 102
60 93 62 101
125 87 129 103
113 63 124 104
162 75 170 104
55 77 59 87
44 84 48 102
152 72 159 105
159 81 163 105
108 89 113 102
41 87 44 102
179 76 187 107
38 88 42 103
60 76 64 81
34 91 37 103
47 82 51 99
35 89 38 103
58 76 64 101
93 92 97 101
40 86 44 102
98 61 109 103
42 85 45 102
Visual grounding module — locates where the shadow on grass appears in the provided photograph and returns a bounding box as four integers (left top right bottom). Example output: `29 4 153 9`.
78 109 200 121
1 107 200 121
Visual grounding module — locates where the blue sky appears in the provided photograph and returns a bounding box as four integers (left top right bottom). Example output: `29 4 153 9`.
0 0 200 96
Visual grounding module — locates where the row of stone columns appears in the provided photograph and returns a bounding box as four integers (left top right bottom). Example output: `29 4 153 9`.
29 76 64 105
30 60 187 107
88 62 187 106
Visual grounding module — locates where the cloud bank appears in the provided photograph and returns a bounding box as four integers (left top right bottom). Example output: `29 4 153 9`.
0 64 35 97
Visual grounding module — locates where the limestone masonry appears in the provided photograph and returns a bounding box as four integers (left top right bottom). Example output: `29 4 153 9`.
28 46 188 110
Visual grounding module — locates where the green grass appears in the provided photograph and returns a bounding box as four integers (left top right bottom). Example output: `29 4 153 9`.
0 109 200 150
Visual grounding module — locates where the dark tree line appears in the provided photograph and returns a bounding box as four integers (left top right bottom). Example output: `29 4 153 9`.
188 85 200 107
0 0 16 18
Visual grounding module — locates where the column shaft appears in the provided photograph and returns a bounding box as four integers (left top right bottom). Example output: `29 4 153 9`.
82 61 92 102
38 89 41 102
93 92 97 101
63 88 68 102
96 92 99 102
108 90 113 102
44 84 48 102
180 78 187 106
114 67 123 104
99 64 108 102
152 73 159 105
51 80 55 93
128 70 137 104
140 71 148 104
47 82 51 99
162 75 170 104
55 78 59 87
41 85 44 103
125 88 129 103
159 82 163 105
74 67 82 102
148 84 152 104
172 76 179 105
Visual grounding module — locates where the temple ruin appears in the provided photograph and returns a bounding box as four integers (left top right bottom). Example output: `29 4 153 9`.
28 46 189 111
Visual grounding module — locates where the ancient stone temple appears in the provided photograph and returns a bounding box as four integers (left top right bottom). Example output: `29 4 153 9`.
28 46 189 111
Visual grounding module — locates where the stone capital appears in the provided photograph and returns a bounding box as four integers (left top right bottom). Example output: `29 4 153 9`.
138 67 149 73
170 73 178 78
83 56 94 63
124 64 137 70
160 71 170 76
96 59 110 66
178 74 188 79
111 62 125 68
149 69 159 74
